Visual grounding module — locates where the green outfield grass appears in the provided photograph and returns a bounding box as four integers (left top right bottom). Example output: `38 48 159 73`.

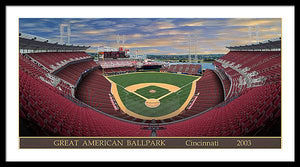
108 72 199 117
108 72 198 87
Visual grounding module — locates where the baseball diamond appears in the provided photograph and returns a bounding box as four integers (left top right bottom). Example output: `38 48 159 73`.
135 86 170 100
107 72 200 120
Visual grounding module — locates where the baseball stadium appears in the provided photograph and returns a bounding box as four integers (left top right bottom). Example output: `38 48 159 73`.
19 18 281 137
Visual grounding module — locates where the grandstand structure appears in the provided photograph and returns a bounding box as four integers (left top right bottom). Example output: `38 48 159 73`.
19 32 281 137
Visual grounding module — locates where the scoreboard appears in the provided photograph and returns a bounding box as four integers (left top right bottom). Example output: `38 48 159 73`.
103 51 128 59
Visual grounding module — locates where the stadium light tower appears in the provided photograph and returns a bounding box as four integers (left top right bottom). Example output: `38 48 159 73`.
275 22 282 38
135 49 138 59
194 35 198 62
248 26 252 43
195 37 199 62
116 34 121 48
255 25 260 42
122 35 126 49
60 24 71 43
188 34 192 63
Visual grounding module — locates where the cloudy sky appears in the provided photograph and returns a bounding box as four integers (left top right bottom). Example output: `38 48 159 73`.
19 18 281 55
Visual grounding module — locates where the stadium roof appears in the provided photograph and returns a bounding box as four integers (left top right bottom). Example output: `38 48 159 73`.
226 37 281 51
19 32 90 51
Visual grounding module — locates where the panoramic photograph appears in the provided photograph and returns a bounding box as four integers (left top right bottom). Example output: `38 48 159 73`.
19 18 281 139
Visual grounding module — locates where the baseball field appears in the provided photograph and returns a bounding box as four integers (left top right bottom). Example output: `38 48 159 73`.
106 72 200 120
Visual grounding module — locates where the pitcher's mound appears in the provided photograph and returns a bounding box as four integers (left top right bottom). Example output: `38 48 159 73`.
145 99 160 108
149 90 156 93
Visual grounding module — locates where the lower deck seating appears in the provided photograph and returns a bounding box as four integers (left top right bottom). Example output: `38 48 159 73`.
167 69 224 121
75 69 127 117
19 69 150 136
157 82 280 136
